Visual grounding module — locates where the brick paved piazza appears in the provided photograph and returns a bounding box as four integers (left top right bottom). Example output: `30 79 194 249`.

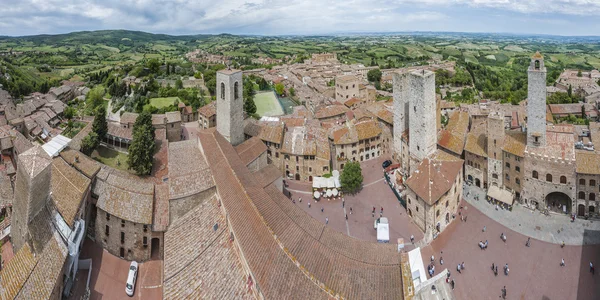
285 156 600 299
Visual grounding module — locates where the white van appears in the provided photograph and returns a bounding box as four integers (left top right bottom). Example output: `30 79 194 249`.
374 217 390 243
125 261 138 297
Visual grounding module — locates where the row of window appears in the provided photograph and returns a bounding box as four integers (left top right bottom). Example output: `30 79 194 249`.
340 137 381 149
105 226 149 247
106 213 148 232
504 162 520 172
220 82 240 100
578 192 597 201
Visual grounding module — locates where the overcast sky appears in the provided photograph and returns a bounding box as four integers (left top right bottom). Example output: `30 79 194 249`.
1 0 600 36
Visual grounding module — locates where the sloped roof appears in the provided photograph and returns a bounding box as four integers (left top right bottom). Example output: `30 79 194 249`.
464 132 487 157
120 112 139 125
405 157 463 205
281 126 317 156
51 157 90 227
18 146 52 179
168 140 215 200
197 101 216 117
0 244 37 300
502 131 527 157
314 104 349 119
235 136 267 166
576 152 600 175
166 111 181 123
437 110 469 156
59 148 101 179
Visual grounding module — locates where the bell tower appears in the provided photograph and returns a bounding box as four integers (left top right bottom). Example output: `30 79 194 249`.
527 51 547 148
216 68 244 146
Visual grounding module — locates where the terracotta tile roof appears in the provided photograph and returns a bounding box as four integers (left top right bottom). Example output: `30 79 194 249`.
168 140 214 200
253 164 282 188
59 148 101 179
107 122 133 140
437 110 469 156
525 125 575 160
163 196 252 300
235 136 267 166
197 128 404 299
314 104 349 119
18 146 52 179
153 183 170 232
355 119 382 141
93 167 154 224
152 114 166 126
344 97 362 107
576 152 600 174
336 74 357 83
503 131 527 157
247 121 285 144
166 111 181 123
464 132 487 157
332 120 381 145
51 157 90 227
280 116 305 128
0 243 36 300
281 126 317 156
10 130 33 155
405 157 463 205
120 112 138 125
15 232 68 300
197 101 216 117
67 120 93 151
377 109 393 125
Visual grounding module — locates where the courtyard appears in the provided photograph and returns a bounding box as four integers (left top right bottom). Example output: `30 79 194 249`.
91 145 130 171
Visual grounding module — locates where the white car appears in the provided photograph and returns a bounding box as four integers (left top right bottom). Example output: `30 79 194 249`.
374 217 388 229
125 261 138 297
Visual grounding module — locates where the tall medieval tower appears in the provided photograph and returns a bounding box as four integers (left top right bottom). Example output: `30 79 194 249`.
527 52 547 148
11 146 52 251
216 68 244 146
408 70 437 170
392 71 409 165
487 111 505 188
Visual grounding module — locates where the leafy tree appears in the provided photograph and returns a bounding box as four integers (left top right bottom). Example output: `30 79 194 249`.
257 77 269 90
243 76 257 115
367 68 382 83
577 70 582 77
127 111 155 175
80 132 99 156
289 87 296 97
175 79 183 90
64 106 76 120
92 106 108 140
274 83 285 96
194 71 203 79
370 57 377 66
568 84 573 98
86 86 105 111
147 58 160 74
340 161 363 194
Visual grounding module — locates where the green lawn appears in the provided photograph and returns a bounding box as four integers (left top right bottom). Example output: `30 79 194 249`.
91 146 130 172
255 91 284 117
149 97 179 108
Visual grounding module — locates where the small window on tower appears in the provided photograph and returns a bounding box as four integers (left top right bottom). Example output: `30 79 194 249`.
234 82 239 100
535 60 540 70
220 83 225 100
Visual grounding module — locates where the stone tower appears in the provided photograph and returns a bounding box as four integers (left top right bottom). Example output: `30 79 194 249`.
216 68 244 146
487 111 505 188
408 70 437 169
392 71 409 164
11 146 52 251
527 51 547 148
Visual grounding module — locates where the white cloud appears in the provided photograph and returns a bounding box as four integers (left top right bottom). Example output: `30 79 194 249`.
0 0 598 36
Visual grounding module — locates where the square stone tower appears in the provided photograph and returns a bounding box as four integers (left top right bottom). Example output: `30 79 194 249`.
408 70 437 167
487 111 505 188
527 51 547 148
392 71 409 162
216 68 244 146
11 145 52 251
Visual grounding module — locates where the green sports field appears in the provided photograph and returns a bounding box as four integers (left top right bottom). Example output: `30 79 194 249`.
149 97 179 108
255 91 284 116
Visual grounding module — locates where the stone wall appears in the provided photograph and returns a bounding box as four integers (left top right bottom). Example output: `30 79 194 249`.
465 152 486 187
527 58 547 147
408 70 437 162
283 154 330 181
522 153 576 211
217 70 244 146
487 112 504 188
246 151 268 172
393 72 409 162
503 152 524 197
166 122 181 142
332 137 382 171
94 208 153 262
575 173 600 216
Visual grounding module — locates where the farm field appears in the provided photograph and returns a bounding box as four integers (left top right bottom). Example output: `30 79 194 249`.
255 91 284 116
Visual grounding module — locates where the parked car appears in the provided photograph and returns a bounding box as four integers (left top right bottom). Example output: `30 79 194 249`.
125 261 138 297
374 217 390 243
382 160 392 169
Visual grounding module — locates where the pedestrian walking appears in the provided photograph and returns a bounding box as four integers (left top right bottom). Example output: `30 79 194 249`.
321 207 324 213
494 266 498 276
293 199 296 204
350 207 353 215
526 237 531 247
461 262 465 270
410 235 415 244
464 215 467 222
461 215 464 222
450 279 455 290
590 262 594 274
342 198 345 208
501 286 507 299
561 241 565 248
483 226 486 232
561 258 565 267
299 197 302 203
345 214 348 220
325 217 329 224
457 264 461 273
308 201 311 208
440 257 444 265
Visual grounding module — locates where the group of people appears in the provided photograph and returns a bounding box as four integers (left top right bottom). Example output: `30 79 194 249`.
478 240 489 250
372 206 383 218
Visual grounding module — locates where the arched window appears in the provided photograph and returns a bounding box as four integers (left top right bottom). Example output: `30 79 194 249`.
436 210 440 217
580 178 586 186
516 178 520 185
546 174 552 182
492 173 498 179
532 171 538 179
220 82 225 100
590 180 596 187
560 176 567 184
579 192 586 199
591 193 596 201
535 60 540 70
234 82 239 100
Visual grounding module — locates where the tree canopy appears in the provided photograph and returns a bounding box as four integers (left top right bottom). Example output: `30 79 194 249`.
127 111 155 175
243 76 257 115
340 161 363 194
367 68 382 83
92 106 108 140
274 83 285 96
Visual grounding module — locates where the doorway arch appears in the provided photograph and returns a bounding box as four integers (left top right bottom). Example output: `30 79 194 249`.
545 192 572 214
295 173 300 181
475 178 481 188
578 204 586 217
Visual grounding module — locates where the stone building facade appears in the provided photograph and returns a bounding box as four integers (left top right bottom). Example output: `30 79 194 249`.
487 111 504 188
217 69 244 146
575 152 600 216
335 75 360 100
502 132 526 199
198 101 217 129
408 70 437 171
331 119 383 171
94 208 155 261
280 126 330 181
166 111 182 142
392 72 409 165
